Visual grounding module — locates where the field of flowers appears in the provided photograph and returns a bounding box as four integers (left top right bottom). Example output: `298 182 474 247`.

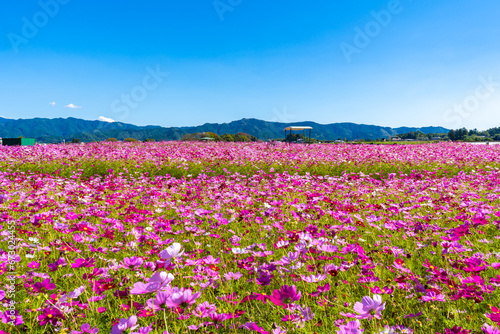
1 142 500 333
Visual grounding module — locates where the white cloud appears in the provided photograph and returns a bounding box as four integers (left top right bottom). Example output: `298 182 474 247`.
98 116 116 123
49 102 56 106
65 103 82 109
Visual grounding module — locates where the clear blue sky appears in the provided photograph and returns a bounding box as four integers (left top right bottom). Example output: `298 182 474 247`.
1 0 500 130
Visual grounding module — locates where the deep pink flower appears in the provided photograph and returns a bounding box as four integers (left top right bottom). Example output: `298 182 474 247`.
71 257 95 268
437 326 473 334
369 286 393 295
310 283 331 297
485 306 500 323
32 278 56 293
38 308 65 326
268 285 301 307
28 261 40 269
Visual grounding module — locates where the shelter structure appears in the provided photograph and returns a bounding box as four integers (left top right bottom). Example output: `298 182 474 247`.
200 137 215 142
284 126 312 144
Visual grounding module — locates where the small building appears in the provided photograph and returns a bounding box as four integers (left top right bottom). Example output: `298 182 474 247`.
199 137 215 142
284 126 313 144
1 138 36 146
391 137 402 141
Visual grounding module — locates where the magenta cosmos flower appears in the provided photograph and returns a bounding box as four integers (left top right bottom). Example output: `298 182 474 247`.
353 294 385 320
268 285 301 306
32 278 56 293
38 308 65 326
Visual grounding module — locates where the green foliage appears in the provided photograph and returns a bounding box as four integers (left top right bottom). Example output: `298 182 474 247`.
221 133 235 142
124 138 138 142
448 128 469 141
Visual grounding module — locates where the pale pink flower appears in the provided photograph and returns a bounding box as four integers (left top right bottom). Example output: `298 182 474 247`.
353 295 385 320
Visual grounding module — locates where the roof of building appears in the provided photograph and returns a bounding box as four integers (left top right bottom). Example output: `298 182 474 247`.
284 126 313 131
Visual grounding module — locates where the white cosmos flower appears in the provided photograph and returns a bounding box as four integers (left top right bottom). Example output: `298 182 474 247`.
231 248 248 254
160 243 184 260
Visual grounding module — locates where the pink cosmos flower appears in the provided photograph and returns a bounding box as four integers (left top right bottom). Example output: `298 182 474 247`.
485 305 500 323
164 288 201 308
121 256 144 269
194 301 217 318
404 311 422 318
369 286 394 295
71 257 95 268
131 325 153 334
301 273 326 283
353 294 385 320
437 326 473 334
130 272 174 295
273 326 287 334
1 310 23 326
223 271 243 281
70 323 100 334
482 324 500 334
68 285 86 299
146 290 172 311
337 320 364 334
292 306 314 327
111 315 138 334
28 261 40 269
310 283 330 297
421 291 446 302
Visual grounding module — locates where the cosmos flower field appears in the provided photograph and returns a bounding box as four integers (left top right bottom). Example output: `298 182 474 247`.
1 142 500 334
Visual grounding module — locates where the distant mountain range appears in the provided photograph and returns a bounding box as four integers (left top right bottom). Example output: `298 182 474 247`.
0 117 449 143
